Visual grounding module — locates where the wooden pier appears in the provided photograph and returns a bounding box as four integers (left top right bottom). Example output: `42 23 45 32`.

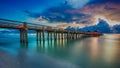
0 18 84 44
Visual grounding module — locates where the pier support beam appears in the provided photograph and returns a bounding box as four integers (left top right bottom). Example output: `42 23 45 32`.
56 32 58 40
20 22 28 44
42 30 45 41
50 32 52 40
75 32 78 39
36 30 39 41
71 32 74 39
67 31 70 39
47 31 50 40
64 33 66 39
53 31 56 40
58 32 60 39
61 32 64 39
36 30 42 41
42 26 45 41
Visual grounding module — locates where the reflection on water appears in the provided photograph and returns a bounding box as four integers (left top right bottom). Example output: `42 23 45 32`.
0 34 120 68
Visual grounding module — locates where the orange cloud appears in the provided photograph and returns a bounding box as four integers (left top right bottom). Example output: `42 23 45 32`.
66 2 120 26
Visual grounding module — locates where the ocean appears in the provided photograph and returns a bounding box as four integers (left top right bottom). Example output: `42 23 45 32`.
0 34 120 68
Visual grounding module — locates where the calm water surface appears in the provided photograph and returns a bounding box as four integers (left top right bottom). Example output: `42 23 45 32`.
0 34 120 68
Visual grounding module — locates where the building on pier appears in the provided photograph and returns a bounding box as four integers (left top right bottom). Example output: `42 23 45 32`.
93 30 99 35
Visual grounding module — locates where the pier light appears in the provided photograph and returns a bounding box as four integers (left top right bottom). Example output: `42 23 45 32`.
93 30 99 35
18 24 23 29
87 30 92 35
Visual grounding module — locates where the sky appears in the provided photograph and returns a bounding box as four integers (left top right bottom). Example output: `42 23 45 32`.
0 0 120 28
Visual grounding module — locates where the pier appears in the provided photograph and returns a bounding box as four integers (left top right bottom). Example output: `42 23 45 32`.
0 18 84 44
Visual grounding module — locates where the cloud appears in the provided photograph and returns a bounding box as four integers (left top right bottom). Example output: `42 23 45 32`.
81 3 120 25
65 2 120 25
24 0 120 28
24 10 41 18
40 0 94 25
67 0 89 8
112 24 120 33
87 0 120 5
24 2 93 27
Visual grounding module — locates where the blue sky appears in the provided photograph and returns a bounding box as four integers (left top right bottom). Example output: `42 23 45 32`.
0 0 120 33
0 0 120 27
0 0 65 21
